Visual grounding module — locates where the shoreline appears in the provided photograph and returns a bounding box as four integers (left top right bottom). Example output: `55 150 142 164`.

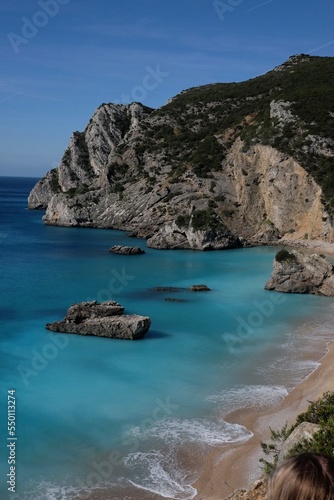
193 341 334 500
83 339 334 500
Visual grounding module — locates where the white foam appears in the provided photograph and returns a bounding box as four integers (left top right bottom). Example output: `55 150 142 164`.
129 416 252 446
15 482 80 500
125 449 197 500
256 357 321 389
18 479 115 500
207 384 289 412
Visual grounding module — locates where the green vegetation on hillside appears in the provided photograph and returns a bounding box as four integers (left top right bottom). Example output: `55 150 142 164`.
73 131 92 174
129 55 334 210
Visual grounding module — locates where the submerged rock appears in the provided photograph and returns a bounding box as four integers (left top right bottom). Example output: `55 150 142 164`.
109 245 145 255
265 249 334 296
190 284 211 292
46 300 151 340
154 287 185 292
164 297 187 303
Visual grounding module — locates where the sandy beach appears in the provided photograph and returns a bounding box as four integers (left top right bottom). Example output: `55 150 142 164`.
193 341 334 500
80 339 334 500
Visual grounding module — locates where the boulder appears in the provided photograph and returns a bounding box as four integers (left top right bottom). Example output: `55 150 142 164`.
190 284 211 292
265 249 334 296
277 422 321 466
109 245 145 255
46 300 151 340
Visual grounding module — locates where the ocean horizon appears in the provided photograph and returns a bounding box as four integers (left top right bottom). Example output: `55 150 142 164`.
1 175 334 500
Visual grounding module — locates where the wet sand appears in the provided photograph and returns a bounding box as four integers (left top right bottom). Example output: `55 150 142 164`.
193 341 334 500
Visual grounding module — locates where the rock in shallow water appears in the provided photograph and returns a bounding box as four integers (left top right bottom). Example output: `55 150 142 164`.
265 249 334 296
190 284 211 292
46 300 151 340
109 245 145 255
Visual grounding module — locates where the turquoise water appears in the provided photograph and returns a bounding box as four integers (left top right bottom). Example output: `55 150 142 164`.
1 176 334 499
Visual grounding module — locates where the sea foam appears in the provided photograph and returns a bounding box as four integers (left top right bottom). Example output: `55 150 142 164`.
125 449 197 500
128 415 252 446
207 384 289 412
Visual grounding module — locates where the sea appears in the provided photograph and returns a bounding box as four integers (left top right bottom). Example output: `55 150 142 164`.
1 176 334 500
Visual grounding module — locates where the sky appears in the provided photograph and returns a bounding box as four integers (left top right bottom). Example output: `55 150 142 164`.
0 0 333 177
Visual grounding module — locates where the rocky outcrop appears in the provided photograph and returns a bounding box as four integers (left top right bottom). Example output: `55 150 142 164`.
109 245 145 255
224 478 267 500
265 249 334 295
277 422 321 466
224 423 320 499
147 222 241 250
28 56 334 249
46 300 151 340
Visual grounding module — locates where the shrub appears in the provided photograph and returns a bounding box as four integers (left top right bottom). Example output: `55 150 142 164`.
175 214 191 228
49 169 60 192
275 249 297 263
191 210 212 231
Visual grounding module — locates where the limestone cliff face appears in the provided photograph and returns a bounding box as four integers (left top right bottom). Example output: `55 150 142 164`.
28 55 334 250
222 142 333 243
28 102 152 209
29 135 333 249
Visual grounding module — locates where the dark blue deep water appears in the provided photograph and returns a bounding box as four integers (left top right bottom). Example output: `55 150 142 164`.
1 176 333 499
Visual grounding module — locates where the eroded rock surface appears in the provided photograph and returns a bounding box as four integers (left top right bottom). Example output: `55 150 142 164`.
265 249 334 296
46 300 151 340
277 422 321 466
109 245 145 255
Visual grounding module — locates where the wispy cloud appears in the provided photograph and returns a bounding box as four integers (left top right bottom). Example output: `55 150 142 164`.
244 0 274 14
0 92 21 104
0 80 63 104
310 40 334 54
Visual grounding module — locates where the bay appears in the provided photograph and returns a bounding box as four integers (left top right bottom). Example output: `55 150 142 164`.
0 176 333 499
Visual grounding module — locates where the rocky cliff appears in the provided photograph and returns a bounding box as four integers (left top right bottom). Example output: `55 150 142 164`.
265 249 334 295
28 55 334 250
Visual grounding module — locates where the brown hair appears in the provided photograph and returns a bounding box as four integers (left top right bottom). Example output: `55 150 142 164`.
267 453 334 500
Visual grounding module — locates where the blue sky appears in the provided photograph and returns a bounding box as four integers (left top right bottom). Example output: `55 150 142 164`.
0 0 333 177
